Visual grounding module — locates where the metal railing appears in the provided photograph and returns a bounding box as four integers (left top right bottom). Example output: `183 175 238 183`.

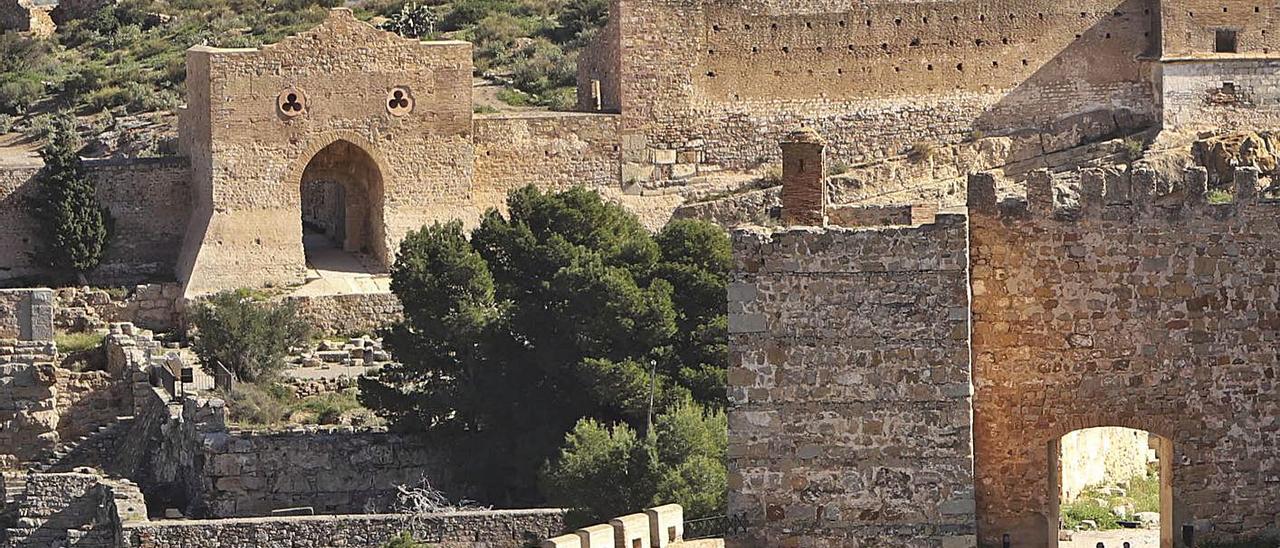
682 513 748 540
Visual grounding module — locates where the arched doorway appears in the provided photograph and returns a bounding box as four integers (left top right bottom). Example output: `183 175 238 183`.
298 140 389 273
1048 428 1174 548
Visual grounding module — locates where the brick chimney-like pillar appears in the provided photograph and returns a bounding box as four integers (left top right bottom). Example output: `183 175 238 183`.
780 128 826 226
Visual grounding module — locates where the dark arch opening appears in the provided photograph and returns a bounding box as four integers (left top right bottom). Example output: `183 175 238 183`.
299 140 388 274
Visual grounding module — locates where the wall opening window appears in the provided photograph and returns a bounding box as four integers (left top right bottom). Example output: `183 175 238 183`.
1216 29 1239 52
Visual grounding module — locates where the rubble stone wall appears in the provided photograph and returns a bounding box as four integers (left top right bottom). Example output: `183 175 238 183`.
54 284 183 333
120 509 567 548
969 166 1280 544
0 158 191 286
726 214 976 547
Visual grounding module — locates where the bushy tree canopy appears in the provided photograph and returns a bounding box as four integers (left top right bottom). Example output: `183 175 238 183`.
26 113 111 276
189 290 311 384
360 186 730 502
540 401 727 525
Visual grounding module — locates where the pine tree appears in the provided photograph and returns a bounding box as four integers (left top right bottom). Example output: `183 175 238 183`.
27 113 110 277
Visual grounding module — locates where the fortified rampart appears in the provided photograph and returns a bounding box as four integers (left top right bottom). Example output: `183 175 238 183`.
581 0 1159 183
0 158 191 286
727 134 1280 546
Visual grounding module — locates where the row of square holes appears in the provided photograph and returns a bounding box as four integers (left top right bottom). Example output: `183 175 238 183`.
708 31 1132 57
709 8 1148 32
704 57 1035 79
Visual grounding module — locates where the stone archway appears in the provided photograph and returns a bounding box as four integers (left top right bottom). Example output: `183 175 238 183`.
297 139 389 271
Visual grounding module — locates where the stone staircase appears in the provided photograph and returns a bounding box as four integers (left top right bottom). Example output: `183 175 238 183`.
32 416 136 474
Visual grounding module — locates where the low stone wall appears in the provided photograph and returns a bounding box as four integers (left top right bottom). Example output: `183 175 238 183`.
121 509 566 548
54 284 183 333
284 292 403 336
0 288 53 341
199 426 455 517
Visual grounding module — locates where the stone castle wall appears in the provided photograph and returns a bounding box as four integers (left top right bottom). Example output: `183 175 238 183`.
1162 58 1280 130
726 214 976 547
472 112 621 208
1160 0 1280 57
969 166 1280 544
284 292 404 336
609 0 1158 183
0 158 191 286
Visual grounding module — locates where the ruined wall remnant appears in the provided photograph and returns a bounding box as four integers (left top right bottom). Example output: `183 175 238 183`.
0 288 53 341
0 0 53 36
726 213 975 546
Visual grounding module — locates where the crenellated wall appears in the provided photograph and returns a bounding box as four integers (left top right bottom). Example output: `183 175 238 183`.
968 165 1280 545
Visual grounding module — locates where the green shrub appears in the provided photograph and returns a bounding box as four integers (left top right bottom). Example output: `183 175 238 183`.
1208 188 1233 204
382 532 429 548
495 87 531 106
540 401 726 526
1061 496 1119 530
290 390 363 425
380 2 438 39
225 383 288 426
55 331 106 353
1123 136 1146 159
189 289 311 383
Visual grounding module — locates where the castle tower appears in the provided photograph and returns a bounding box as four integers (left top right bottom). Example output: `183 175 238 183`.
780 128 826 226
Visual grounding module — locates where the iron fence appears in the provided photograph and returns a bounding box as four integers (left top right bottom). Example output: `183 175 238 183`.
683 513 748 540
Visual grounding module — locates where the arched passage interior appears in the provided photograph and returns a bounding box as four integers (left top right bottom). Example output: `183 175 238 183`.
298 140 389 273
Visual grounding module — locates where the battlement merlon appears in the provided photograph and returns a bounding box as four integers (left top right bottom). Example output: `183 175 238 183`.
967 165 1270 223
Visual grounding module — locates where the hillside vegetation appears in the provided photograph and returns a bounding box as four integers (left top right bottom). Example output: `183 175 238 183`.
0 0 605 138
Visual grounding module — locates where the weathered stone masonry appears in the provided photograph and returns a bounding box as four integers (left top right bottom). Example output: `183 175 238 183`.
729 163 1280 547
727 214 976 547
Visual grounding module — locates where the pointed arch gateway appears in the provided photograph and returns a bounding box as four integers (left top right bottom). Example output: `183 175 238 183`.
297 138 390 272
